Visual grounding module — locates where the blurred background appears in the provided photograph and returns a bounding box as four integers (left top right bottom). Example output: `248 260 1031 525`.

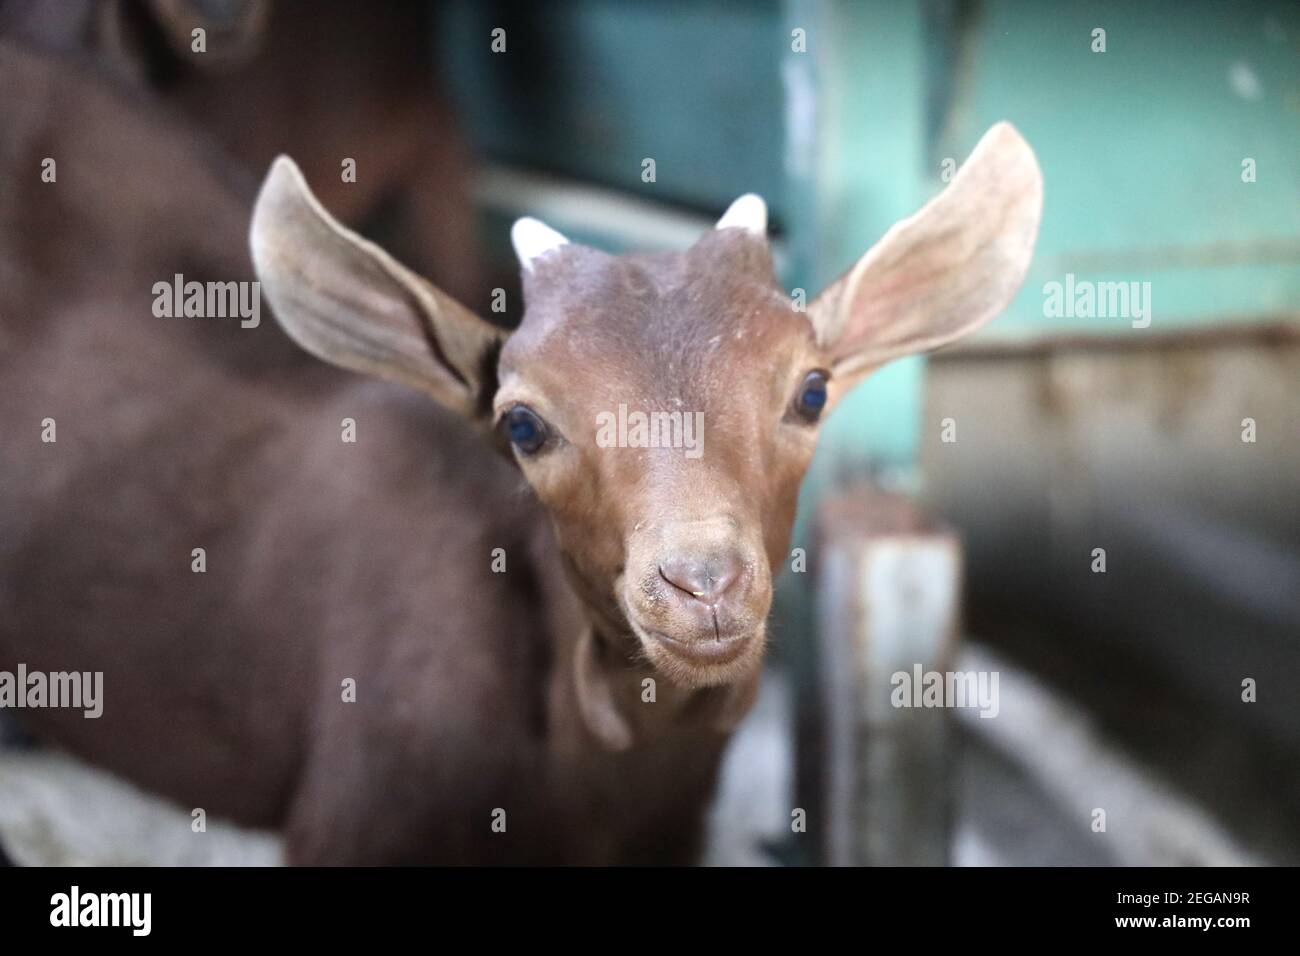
1 0 1297 865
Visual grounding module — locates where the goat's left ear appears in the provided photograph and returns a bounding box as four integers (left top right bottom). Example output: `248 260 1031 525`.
807 122 1043 390
251 156 504 420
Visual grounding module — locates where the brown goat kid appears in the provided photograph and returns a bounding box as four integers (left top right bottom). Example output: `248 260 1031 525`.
250 125 1042 861
0 38 1041 862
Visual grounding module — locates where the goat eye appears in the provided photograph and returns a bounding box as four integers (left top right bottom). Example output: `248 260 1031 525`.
501 404 549 455
793 370 829 422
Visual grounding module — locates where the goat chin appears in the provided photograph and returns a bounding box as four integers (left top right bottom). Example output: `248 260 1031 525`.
631 619 768 691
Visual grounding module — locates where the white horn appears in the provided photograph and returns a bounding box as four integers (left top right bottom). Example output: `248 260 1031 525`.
511 217 570 272
715 194 767 237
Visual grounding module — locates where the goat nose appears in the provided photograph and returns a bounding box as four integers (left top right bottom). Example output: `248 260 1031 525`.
659 553 743 605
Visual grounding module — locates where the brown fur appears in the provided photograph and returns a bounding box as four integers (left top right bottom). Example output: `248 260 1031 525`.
0 0 482 305
0 41 723 865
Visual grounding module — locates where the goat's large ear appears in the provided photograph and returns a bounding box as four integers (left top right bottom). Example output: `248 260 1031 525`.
251 156 503 419
807 122 1042 390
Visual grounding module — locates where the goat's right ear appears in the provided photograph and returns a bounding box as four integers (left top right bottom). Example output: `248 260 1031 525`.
250 156 504 419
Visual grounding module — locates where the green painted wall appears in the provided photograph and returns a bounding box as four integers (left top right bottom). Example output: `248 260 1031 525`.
438 0 788 217
956 1 1300 334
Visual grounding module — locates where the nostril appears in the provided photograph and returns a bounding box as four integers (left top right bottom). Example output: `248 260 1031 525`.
658 559 705 600
658 553 744 605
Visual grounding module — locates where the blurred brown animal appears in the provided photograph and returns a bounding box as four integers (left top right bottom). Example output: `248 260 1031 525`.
0 0 482 304
0 37 1042 862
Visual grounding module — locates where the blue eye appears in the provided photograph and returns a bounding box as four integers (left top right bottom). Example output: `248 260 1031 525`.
794 370 829 422
502 405 548 455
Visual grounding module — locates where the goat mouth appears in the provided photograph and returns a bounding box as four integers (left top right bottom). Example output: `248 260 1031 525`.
646 630 751 667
